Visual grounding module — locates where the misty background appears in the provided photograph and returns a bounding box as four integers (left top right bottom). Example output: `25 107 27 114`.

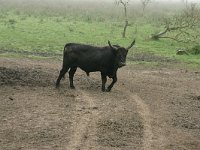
0 0 199 22
0 0 199 57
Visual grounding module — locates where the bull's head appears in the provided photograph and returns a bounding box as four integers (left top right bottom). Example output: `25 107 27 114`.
108 39 135 67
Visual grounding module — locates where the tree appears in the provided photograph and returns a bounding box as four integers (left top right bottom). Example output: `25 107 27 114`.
150 4 200 44
115 0 130 38
181 0 188 7
141 0 152 16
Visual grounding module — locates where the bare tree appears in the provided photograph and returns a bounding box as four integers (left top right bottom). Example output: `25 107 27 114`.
150 4 200 44
141 0 152 16
115 0 130 38
181 0 188 7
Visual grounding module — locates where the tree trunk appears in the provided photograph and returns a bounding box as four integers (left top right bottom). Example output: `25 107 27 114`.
122 20 128 38
120 0 128 38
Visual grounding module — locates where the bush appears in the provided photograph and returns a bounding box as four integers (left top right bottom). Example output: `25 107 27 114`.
189 45 200 55
8 19 16 25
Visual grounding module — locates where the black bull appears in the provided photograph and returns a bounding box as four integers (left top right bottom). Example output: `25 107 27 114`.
56 40 135 92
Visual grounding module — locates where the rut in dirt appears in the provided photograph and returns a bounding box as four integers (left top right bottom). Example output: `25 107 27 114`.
0 60 152 150
64 83 151 150
66 90 99 150
129 94 153 150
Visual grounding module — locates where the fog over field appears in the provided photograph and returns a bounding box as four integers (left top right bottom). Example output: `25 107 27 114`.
1 0 199 13
0 0 199 59
0 0 199 4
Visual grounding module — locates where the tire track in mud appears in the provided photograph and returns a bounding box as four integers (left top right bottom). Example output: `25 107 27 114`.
67 90 153 150
66 90 99 150
67 88 153 150
129 93 153 150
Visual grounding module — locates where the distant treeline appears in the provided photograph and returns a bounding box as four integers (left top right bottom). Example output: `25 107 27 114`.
0 0 186 21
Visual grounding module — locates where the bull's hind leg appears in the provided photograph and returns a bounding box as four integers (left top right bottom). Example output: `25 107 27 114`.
56 67 69 88
101 72 107 92
69 67 77 89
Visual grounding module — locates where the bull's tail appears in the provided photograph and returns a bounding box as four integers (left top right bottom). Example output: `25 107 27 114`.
61 46 70 79
62 46 66 68
56 45 71 86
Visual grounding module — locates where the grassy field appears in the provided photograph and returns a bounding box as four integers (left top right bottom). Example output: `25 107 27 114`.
0 0 200 68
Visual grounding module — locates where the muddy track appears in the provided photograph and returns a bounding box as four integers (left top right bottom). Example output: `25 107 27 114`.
65 86 151 150
129 94 153 150
67 90 99 150
1 57 200 150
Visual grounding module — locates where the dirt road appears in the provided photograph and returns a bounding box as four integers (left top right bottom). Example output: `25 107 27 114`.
0 57 200 150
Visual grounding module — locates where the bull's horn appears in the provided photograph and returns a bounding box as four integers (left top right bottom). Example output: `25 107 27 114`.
126 39 135 50
108 40 117 50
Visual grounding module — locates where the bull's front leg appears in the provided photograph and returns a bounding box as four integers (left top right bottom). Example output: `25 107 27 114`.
106 75 117 92
69 67 77 89
101 72 107 92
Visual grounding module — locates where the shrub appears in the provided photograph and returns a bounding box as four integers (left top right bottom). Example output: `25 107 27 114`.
189 45 200 55
8 19 16 25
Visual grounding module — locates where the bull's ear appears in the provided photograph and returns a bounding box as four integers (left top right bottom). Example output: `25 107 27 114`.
126 39 135 50
108 40 117 51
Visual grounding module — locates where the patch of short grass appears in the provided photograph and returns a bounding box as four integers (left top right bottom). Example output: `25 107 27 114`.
0 10 200 69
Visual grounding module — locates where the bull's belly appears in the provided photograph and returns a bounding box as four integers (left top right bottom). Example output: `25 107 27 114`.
79 66 114 78
79 66 101 73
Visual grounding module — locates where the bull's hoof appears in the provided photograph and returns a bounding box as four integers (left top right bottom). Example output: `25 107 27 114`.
55 83 60 88
102 88 111 92
101 88 106 92
105 88 111 92
70 86 75 89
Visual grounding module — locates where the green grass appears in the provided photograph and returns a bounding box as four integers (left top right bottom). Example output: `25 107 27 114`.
0 10 200 68
0 12 137 53
0 52 57 60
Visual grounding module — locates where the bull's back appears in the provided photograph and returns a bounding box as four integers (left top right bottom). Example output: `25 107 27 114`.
64 43 114 72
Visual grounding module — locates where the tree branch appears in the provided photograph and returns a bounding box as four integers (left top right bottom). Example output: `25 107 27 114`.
150 3 200 44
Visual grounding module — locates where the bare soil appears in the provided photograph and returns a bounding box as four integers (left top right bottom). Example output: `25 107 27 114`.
0 57 200 150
